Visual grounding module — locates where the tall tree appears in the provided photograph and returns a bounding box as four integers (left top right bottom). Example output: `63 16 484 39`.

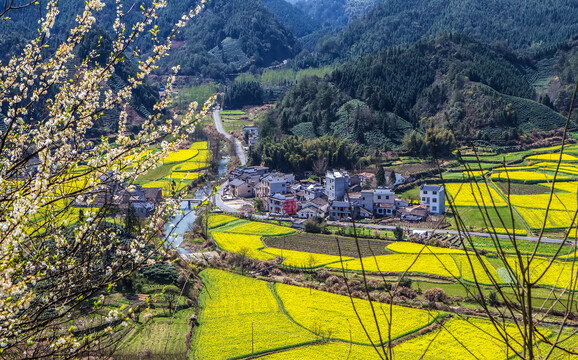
376 165 386 187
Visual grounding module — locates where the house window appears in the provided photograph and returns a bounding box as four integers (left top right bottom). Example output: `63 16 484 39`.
423 191 428 194
386 196 390 200
377 195 381 200
433 191 437 195
422 197 426 202
433 198 437 203
432 206 437 212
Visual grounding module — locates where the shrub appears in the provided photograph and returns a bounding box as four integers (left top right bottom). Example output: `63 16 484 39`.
423 288 448 303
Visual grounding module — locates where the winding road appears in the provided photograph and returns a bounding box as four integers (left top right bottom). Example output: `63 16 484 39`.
213 109 247 166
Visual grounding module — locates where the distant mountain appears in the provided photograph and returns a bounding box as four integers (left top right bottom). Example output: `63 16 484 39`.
261 0 321 38
262 34 567 153
316 0 578 62
290 0 380 28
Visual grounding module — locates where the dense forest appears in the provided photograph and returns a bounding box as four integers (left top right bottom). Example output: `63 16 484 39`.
0 0 301 79
251 33 568 166
314 0 578 63
261 0 321 38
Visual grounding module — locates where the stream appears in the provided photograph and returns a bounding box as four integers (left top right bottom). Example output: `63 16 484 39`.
164 156 229 254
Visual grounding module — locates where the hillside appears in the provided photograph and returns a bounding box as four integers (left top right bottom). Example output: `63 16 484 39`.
261 0 321 38
260 34 567 155
289 0 380 28
316 0 578 62
159 0 301 77
0 0 301 79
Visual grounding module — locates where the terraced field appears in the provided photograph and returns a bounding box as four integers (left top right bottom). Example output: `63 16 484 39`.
135 141 210 193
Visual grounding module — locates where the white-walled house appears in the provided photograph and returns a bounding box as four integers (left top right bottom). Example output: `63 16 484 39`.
420 184 445 214
325 170 349 201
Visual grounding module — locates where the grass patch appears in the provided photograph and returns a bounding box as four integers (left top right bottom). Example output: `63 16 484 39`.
447 205 527 232
118 308 194 357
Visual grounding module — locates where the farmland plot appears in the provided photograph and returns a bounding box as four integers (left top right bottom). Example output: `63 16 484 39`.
275 283 439 345
192 270 316 360
329 254 460 279
259 342 379 359
394 318 530 360
210 232 274 260
263 248 354 268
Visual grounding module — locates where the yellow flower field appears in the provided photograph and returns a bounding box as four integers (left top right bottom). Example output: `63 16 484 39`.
445 183 507 207
260 342 379 360
189 141 208 150
452 254 503 285
492 165 538 172
275 283 438 345
538 181 578 193
168 171 201 180
207 214 239 228
263 248 354 268
192 270 316 360
162 141 209 164
508 183 578 213
140 179 191 193
172 150 210 172
223 221 296 236
329 254 460 279
163 149 200 163
394 318 528 359
485 227 527 236
527 153 578 162
507 256 578 289
387 242 470 255
515 207 576 230
210 232 274 260
491 170 571 182
462 170 487 176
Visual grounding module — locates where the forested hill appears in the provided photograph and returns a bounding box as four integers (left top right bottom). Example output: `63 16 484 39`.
0 0 301 78
316 0 578 62
288 0 380 28
261 0 321 38
259 34 566 155
162 0 301 77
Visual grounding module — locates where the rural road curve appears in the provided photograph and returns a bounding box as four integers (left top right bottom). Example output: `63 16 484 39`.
214 183 240 214
212 109 247 166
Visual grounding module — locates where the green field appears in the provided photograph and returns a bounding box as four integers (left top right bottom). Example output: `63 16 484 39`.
119 308 194 357
134 141 210 194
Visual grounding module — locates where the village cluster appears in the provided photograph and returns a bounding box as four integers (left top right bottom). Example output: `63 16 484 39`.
225 167 445 222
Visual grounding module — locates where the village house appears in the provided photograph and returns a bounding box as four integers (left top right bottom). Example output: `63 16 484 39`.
258 173 295 197
328 200 359 221
401 205 428 222
242 125 259 138
296 202 327 219
325 170 350 201
229 178 254 198
420 184 446 214
268 193 297 215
